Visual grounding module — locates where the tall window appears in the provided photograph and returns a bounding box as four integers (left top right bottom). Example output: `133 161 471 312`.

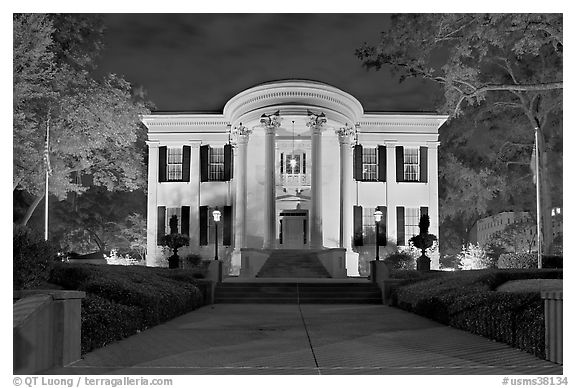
285 154 301 174
165 207 182 234
362 207 376 244
405 208 420 240
167 147 183 181
209 147 225 181
362 147 377 181
403 147 420 181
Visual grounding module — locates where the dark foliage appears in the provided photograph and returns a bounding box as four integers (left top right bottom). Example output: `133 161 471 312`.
391 269 562 359
384 252 416 270
49 263 211 354
13 225 59 290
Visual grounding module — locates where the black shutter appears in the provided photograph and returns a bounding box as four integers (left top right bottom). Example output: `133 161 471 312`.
181 206 190 236
200 145 209 182
224 144 233 181
223 205 232 246
397 206 405 246
303 153 306 174
157 206 165 244
353 205 363 246
377 206 387 246
280 153 284 174
158 146 167 182
396 146 404 183
353 144 363 181
420 146 428 183
199 206 208 246
182 146 191 182
377 145 386 182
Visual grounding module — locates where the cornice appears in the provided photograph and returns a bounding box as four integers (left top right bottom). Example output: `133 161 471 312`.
223 81 364 124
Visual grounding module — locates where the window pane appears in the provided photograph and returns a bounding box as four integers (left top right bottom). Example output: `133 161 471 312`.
362 207 376 244
362 147 377 181
209 147 225 181
405 208 420 240
165 207 182 234
403 147 419 181
167 147 183 180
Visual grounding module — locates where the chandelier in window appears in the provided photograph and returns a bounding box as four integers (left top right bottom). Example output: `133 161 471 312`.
290 120 297 173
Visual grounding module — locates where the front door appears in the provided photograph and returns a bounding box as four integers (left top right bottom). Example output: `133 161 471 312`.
280 210 308 249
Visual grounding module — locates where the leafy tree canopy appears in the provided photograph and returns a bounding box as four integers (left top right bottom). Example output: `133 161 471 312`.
13 14 151 225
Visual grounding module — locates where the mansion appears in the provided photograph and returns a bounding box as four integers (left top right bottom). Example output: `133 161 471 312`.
142 80 447 276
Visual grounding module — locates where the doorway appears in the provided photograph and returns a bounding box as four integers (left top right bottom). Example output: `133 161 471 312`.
279 210 308 249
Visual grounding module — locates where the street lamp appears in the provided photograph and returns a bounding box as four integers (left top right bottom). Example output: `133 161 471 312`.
374 209 383 261
213 209 221 261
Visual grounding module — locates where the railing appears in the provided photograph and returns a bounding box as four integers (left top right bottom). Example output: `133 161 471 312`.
278 173 311 186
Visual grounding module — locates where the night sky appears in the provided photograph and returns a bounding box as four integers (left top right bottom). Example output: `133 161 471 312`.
96 14 442 113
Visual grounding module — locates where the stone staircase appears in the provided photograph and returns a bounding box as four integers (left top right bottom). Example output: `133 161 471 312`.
255 250 331 278
214 282 382 304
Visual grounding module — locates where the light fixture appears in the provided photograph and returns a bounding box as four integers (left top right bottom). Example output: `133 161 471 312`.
212 208 221 261
374 208 383 261
290 120 297 173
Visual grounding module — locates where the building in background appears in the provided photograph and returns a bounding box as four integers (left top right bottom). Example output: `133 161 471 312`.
142 80 447 276
470 209 563 253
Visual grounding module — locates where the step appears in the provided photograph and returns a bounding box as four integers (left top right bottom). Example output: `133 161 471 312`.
214 282 383 304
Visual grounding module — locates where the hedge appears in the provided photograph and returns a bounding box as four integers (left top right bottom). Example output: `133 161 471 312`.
13 225 59 290
392 269 562 359
49 263 212 354
498 253 563 269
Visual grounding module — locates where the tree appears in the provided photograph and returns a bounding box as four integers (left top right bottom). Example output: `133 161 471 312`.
13 14 150 226
357 14 562 254
439 152 505 248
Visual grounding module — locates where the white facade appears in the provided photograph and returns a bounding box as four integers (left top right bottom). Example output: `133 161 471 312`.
142 80 448 275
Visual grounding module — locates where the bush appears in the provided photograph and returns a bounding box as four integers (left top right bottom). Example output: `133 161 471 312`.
392 269 563 359
49 263 210 353
498 252 537 269
458 243 494 270
543 255 563 269
81 294 143 354
384 252 416 270
13 225 59 290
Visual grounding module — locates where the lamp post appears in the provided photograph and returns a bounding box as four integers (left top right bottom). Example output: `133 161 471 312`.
374 209 383 261
213 209 221 261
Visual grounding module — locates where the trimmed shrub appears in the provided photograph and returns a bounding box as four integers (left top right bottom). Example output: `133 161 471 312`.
498 252 537 269
543 255 562 269
13 225 59 290
81 294 143 354
384 252 416 270
392 269 562 359
49 263 210 354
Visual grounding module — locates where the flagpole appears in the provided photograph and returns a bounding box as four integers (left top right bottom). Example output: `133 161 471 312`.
535 126 542 269
44 112 50 241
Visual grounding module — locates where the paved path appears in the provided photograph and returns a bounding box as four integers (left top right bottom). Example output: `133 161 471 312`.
52 304 562 375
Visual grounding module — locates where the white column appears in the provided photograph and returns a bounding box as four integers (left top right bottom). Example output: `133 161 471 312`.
337 128 354 251
337 125 359 276
233 133 249 253
386 143 397 244
146 142 159 266
263 126 277 249
428 142 440 269
310 125 324 249
188 143 201 249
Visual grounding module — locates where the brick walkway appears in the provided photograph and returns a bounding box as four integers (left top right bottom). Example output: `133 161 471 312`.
51 304 562 375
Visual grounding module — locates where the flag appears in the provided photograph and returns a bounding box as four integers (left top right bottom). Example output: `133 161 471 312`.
44 129 52 176
529 143 537 185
